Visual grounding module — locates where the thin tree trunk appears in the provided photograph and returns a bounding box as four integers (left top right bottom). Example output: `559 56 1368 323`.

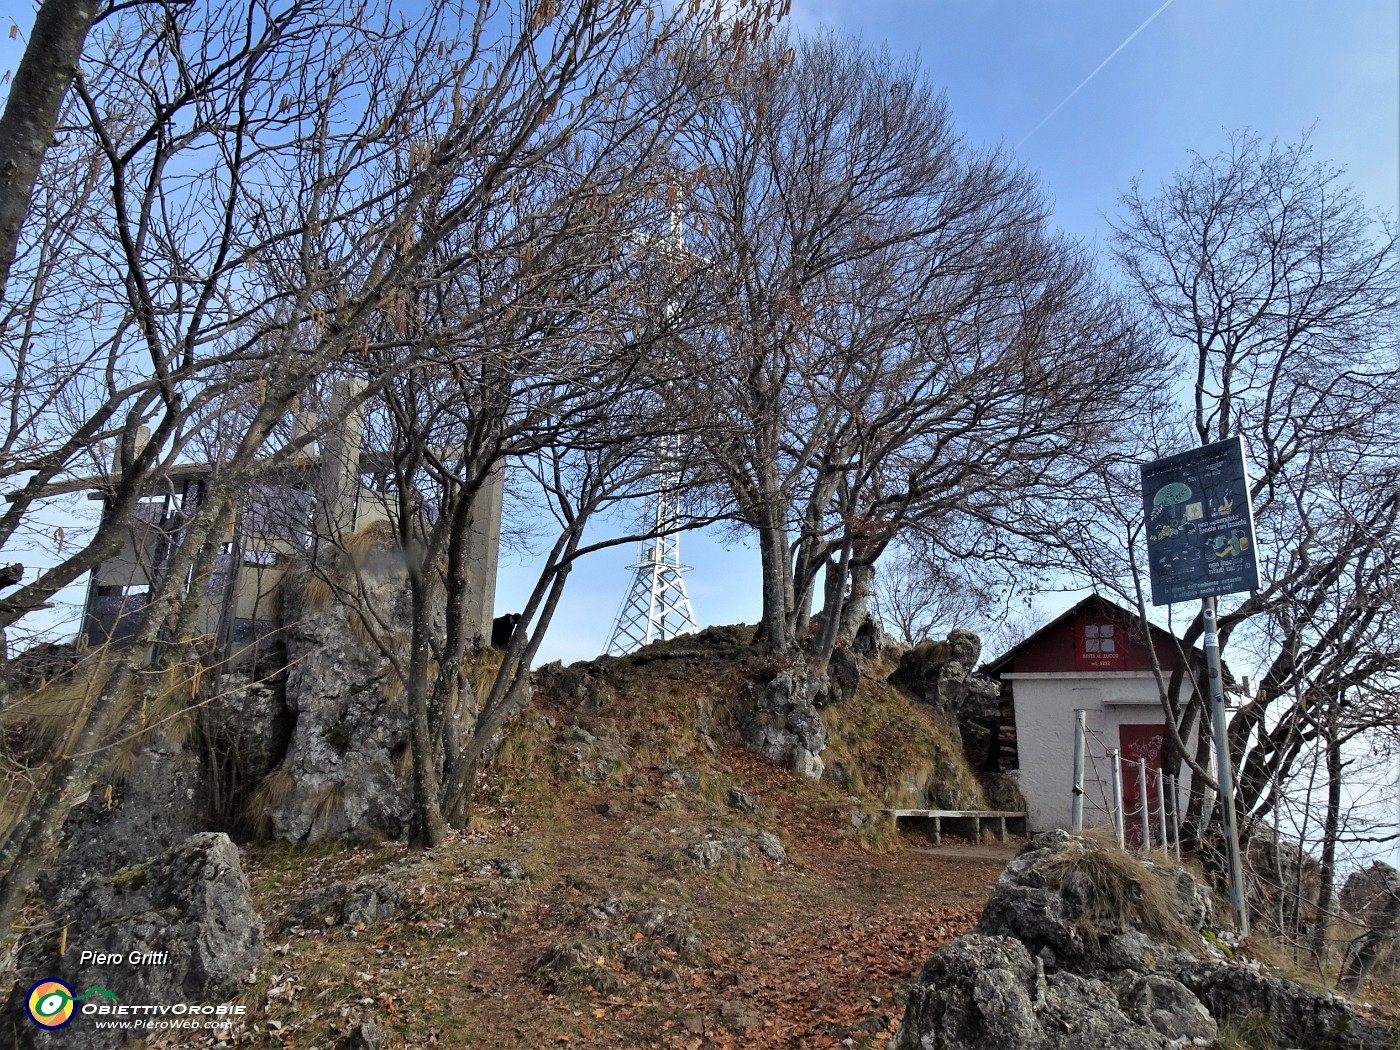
0 0 102 297
1312 732 1342 963
405 576 445 848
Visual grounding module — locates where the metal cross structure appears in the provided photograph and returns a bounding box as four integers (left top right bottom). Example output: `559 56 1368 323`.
604 196 699 655
605 439 697 654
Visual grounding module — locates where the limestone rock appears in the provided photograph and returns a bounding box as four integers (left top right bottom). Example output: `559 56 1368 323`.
889 629 1004 773
1129 974 1217 1043
974 831 1204 971
851 612 900 661
900 830 1394 1050
44 735 209 912
735 664 826 780
201 670 294 796
893 934 1173 1050
268 557 441 842
4 833 263 1050
560 721 634 785
726 786 759 814
345 1009 387 1050
1174 958 1394 1050
675 827 786 869
822 646 861 705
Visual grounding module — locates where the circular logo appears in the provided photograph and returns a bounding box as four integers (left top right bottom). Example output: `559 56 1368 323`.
26 979 76 1029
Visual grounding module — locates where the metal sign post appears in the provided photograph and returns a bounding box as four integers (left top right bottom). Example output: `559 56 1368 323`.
1203 597 1249 936
1141 436 1259 936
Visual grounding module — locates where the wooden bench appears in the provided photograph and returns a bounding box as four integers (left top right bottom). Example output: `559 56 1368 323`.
883 808 1028 846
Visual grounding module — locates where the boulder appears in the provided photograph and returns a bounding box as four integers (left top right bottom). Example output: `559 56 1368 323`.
974 830 1204 971
43 734 209 912
851 612 900 661
888 629 1004 771
1338 861 1400 986
3 832 264 1050
897 831 1395 1050
894 934 1173 1050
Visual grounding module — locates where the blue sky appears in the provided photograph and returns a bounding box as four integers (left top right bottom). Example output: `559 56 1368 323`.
521 0 1400 665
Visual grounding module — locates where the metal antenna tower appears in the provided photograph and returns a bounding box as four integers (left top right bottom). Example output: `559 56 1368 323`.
605 197 699 655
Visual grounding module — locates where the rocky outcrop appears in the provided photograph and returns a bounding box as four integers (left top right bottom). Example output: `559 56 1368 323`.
895 831 1394 1050
44 733 209 905
889 629 988 709
267 553 441 842
735 662 826 780
889 629 1006 773
4 832 264 1050
896 935 1175 1050
1338 861 1400 991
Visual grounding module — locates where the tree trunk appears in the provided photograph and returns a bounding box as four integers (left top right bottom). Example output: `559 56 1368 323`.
0 0 102 298
837 560 874 644
1311 732 1342 964
756 512 793 652
405 576 445 848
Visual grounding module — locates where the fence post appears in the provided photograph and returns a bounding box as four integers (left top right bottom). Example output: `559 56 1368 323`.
1155 766 1168 853
1168 775 1182 859
1071 710 1087 831
1110 749 1125 849
1137 758 1151 851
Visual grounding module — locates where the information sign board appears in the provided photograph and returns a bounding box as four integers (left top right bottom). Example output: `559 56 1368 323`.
1141 436 1260 605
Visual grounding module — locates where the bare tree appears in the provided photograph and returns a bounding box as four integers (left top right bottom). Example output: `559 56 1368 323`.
1110 132 1400 922
672 30 1156 666
0 0 102 297
0 0 782 939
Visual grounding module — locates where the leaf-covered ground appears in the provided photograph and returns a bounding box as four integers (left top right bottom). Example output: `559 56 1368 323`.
164 742 1008 1049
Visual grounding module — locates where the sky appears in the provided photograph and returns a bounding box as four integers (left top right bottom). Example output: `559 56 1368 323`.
515 0 1400 666
2 2 1397 667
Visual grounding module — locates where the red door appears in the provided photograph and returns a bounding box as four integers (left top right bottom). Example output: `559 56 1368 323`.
1119 723 1163 848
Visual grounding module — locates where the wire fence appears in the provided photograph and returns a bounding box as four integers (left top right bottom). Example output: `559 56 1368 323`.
1073 713 1181 858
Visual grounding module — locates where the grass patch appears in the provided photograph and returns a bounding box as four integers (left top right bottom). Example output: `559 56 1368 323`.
112 859 154 890
822 672 985 812
1212 1009 1280 1050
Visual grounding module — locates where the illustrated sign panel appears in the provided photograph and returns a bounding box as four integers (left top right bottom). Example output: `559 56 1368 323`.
1141 436 1260 605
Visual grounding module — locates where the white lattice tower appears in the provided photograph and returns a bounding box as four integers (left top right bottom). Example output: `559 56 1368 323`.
605 440 697 654
605 196 700 655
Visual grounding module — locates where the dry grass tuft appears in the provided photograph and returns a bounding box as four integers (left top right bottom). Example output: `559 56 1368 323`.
2 666 115 757
461 647 505 715
1041 838 1194 948
102 734 146 785
312 780 348 826
343 520 397 564
246 767 297 837
1212 1008 1280 1050
302 572 337 610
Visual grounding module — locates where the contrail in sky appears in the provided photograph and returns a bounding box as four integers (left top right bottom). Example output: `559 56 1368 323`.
1018 0 1178 147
